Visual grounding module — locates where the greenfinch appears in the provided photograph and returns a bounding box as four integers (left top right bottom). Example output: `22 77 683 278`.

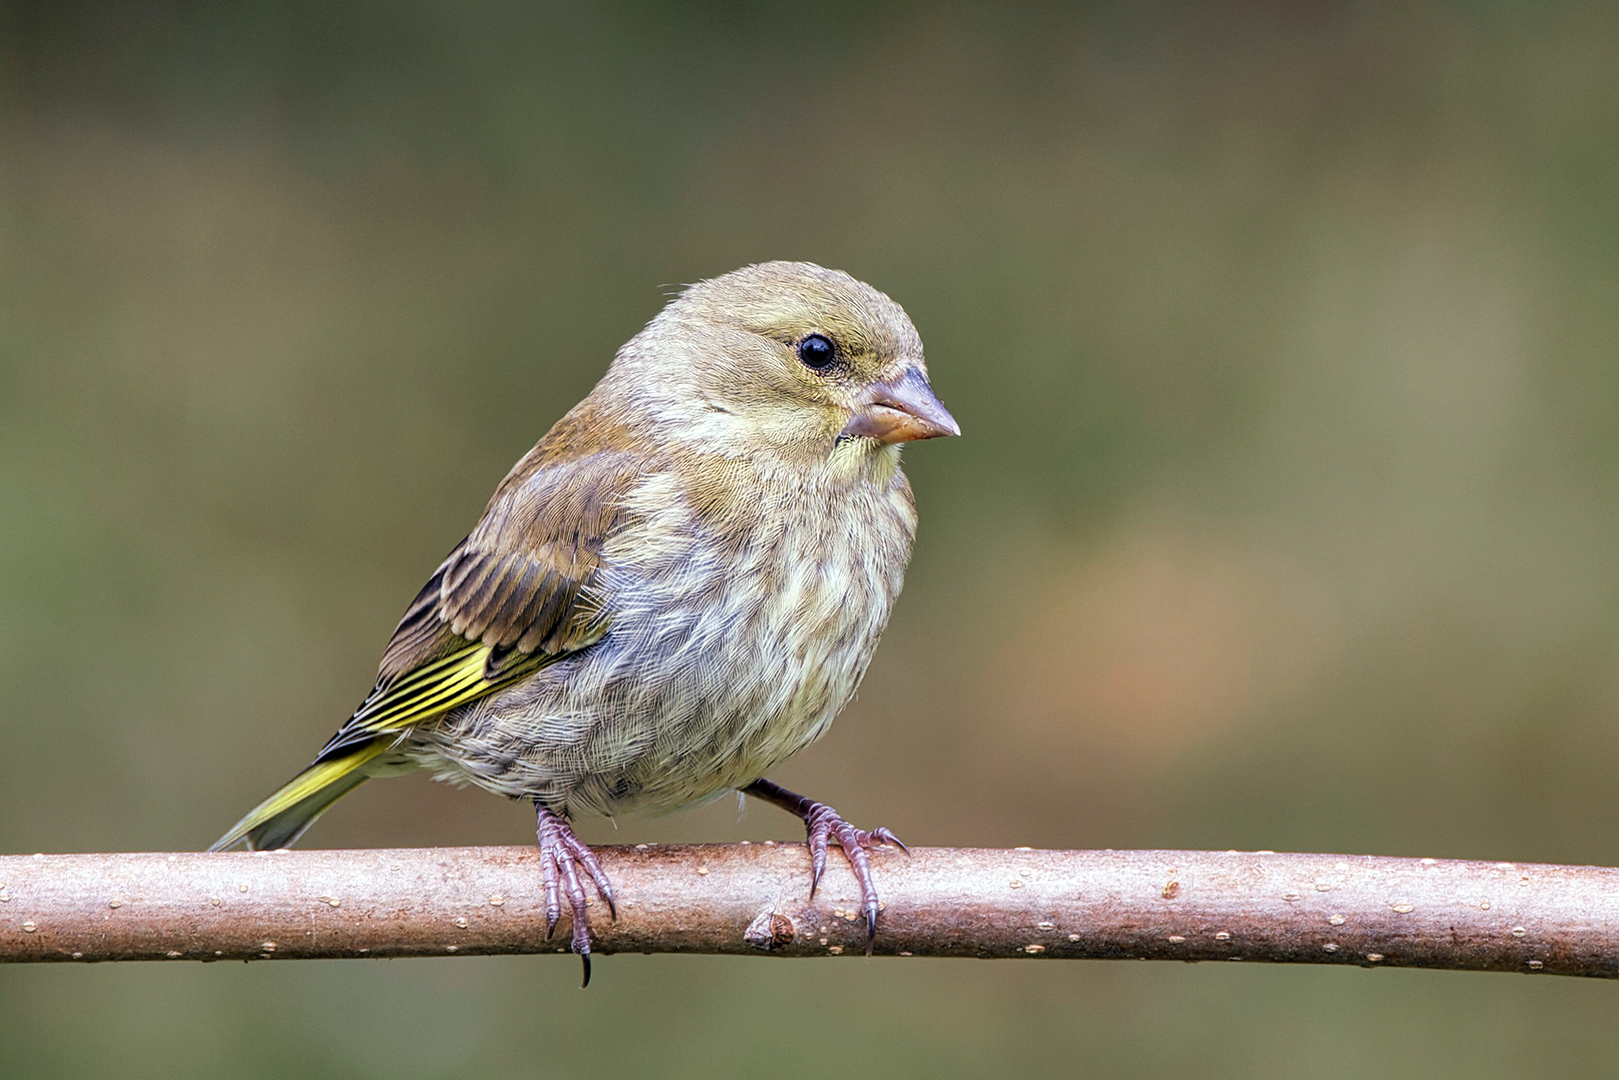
211 261 959 981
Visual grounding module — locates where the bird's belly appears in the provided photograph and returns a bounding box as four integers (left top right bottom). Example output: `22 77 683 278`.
413 477 913 818
594 541 895 816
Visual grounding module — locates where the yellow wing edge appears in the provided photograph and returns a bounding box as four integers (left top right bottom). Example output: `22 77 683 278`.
210 644 555 851
208 741 390 852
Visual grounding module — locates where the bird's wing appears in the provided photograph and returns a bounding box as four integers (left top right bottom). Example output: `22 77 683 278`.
315 424 647 761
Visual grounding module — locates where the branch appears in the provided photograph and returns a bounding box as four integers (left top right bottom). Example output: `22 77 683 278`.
2 845 1615 976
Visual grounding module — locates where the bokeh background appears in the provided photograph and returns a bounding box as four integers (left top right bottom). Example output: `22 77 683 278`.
5 1 1619 1076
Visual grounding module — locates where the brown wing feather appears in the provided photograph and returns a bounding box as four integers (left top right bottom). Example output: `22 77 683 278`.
315 402 650 759
375 401 646 679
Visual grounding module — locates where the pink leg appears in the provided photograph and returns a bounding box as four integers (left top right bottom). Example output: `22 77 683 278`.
742 778 907 954
535 804 616 986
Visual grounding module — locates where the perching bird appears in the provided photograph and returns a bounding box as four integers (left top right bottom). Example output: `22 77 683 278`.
211 261 958 982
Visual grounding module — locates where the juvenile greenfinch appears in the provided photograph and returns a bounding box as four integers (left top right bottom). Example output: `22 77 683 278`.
212 261 958 981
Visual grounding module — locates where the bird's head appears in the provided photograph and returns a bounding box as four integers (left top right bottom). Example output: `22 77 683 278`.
606 262 958 470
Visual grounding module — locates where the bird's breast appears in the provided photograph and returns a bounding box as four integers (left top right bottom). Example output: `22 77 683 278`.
608 462 916 673
425 457 920 818
594 460 918 801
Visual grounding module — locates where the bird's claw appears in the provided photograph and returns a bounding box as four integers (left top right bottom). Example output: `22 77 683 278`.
536 805 616 986
799 800 906 955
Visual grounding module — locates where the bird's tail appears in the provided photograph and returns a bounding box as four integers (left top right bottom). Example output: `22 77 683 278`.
209 741 391 851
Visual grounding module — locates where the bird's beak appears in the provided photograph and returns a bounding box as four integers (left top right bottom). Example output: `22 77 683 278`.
840 369 961 444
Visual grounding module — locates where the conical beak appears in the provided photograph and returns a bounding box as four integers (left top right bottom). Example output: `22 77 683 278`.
840 369 961 444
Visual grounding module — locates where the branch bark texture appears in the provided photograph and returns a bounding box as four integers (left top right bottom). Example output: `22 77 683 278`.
1 845 1615 977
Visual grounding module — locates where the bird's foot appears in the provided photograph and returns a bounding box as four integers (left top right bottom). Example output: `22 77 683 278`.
742 778 907 954
535 805 616 987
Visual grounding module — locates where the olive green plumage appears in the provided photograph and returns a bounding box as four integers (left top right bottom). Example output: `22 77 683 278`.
212 261 956 855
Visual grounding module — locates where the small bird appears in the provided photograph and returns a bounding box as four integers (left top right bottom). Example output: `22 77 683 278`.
211 261 958 982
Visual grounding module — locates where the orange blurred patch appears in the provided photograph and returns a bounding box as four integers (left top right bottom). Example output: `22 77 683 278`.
989 523 1341 764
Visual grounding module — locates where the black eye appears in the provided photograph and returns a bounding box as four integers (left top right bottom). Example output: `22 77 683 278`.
796 333 836 371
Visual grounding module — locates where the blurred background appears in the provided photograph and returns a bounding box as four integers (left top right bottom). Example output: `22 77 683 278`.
4 1 1619 1076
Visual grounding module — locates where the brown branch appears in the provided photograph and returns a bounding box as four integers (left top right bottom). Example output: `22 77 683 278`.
1 845 1616 976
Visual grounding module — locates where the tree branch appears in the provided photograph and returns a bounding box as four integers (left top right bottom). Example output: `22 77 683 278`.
2 845 1615 976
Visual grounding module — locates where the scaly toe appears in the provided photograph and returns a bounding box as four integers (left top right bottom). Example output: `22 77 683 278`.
567 837 618 920
795 802 897 947
869 826 908 854
535 805 614 983
744 782 903 953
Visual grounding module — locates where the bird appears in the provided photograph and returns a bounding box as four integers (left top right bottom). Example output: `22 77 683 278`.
210 261 959 983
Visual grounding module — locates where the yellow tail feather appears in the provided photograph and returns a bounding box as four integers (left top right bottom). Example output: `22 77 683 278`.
209 742 390 852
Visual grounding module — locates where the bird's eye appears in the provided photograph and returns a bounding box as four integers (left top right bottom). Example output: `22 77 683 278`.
796 333 836 371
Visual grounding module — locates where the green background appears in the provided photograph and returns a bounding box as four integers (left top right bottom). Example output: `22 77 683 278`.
4 2 1619 1076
